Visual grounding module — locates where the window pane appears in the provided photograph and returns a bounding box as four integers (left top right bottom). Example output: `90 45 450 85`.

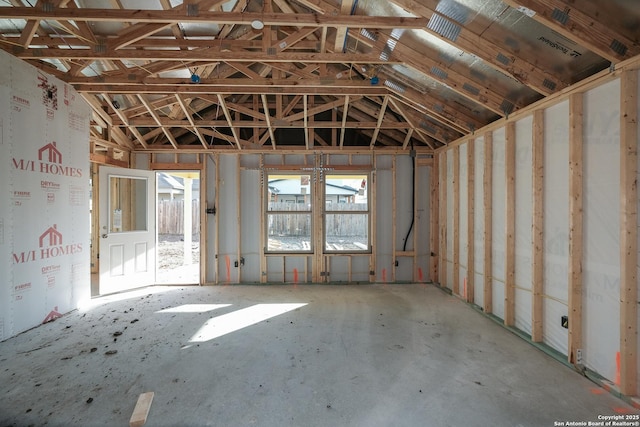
325 214 369 251
267 213 312 252
268 174 312 211
109 176 147 232
325 174 368 211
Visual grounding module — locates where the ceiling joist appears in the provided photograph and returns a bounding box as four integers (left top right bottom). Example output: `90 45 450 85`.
0 0 632 154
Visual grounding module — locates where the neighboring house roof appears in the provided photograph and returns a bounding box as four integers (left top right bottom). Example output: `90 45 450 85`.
157 172 200 194
157 173 184 193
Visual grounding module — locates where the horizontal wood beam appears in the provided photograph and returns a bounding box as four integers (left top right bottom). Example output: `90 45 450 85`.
73 83 390 95
89 152 129 168
13 49 398 64
69 76 388 88
135 143 434 154
120 118 414 129
0 8 428 28
150 162 203 170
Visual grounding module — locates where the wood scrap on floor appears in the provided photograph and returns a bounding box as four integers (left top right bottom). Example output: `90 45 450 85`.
129 392 154 427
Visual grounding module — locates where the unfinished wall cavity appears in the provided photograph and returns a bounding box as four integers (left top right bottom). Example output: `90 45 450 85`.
583 79 621 382
446 150 454 287
492 128 506 320
515 116 533 334
473 135 485 308
543 100 570 355
376 155 393 283
437 65 640 398
200 152 431 285
459 144 468 296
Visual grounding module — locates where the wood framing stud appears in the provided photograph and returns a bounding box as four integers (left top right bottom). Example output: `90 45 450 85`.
430 154 440 284
505 123 516 326
568 92 583 366
531 109 545 342
453 146 460 295
439 151 447 288
483 132 493 314
619 70 638 396
467 138 475 303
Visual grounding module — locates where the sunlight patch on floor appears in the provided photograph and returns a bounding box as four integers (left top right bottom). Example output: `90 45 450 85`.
185 303 307 345
156 304 231 314
79 286 178 312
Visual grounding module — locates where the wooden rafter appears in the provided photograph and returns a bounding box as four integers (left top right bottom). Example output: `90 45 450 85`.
339 95 349 149
0 0 629 154
175 94 208 149
388 98 436 150
101 93 148 149
502 0 639 63
369 96 389 149
137 94 179 149
217 94 242 150
261 94 277 149
334 0 355 53
350 31 508 115
388 0 568 96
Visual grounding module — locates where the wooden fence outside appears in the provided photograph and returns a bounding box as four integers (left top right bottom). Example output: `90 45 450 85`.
158 199 200 235
268 202 367 237
158 200 367 236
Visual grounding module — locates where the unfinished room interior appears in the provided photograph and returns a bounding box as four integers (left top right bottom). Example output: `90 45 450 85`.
0 0 639 425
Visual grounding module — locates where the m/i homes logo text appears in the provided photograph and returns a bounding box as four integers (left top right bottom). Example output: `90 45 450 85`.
12 141 82 178
12 224 83 264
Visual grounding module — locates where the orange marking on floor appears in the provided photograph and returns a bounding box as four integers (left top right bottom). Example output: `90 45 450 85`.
589 387 605 395
613 407 635 414
418 268 423 282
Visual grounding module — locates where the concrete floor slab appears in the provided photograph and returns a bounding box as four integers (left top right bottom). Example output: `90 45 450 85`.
0 284 637 426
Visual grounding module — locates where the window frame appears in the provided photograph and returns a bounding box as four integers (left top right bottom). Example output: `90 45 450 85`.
322 172 371 254
264 171 314 254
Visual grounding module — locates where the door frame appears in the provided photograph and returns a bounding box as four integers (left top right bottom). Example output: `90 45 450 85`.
98 165 156 295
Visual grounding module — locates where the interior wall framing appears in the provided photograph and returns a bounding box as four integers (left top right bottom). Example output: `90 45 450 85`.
176 152 432 286
435 57 640 400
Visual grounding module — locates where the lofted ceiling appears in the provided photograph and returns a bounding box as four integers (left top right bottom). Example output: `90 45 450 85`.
0 0 638 155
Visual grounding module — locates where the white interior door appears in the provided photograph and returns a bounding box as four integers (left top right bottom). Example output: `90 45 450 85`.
99 166 156 295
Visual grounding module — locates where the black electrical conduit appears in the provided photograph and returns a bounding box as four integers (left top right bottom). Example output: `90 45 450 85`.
402 143 416 252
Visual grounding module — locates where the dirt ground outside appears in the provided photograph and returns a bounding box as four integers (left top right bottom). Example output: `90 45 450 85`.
157 234 199 284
